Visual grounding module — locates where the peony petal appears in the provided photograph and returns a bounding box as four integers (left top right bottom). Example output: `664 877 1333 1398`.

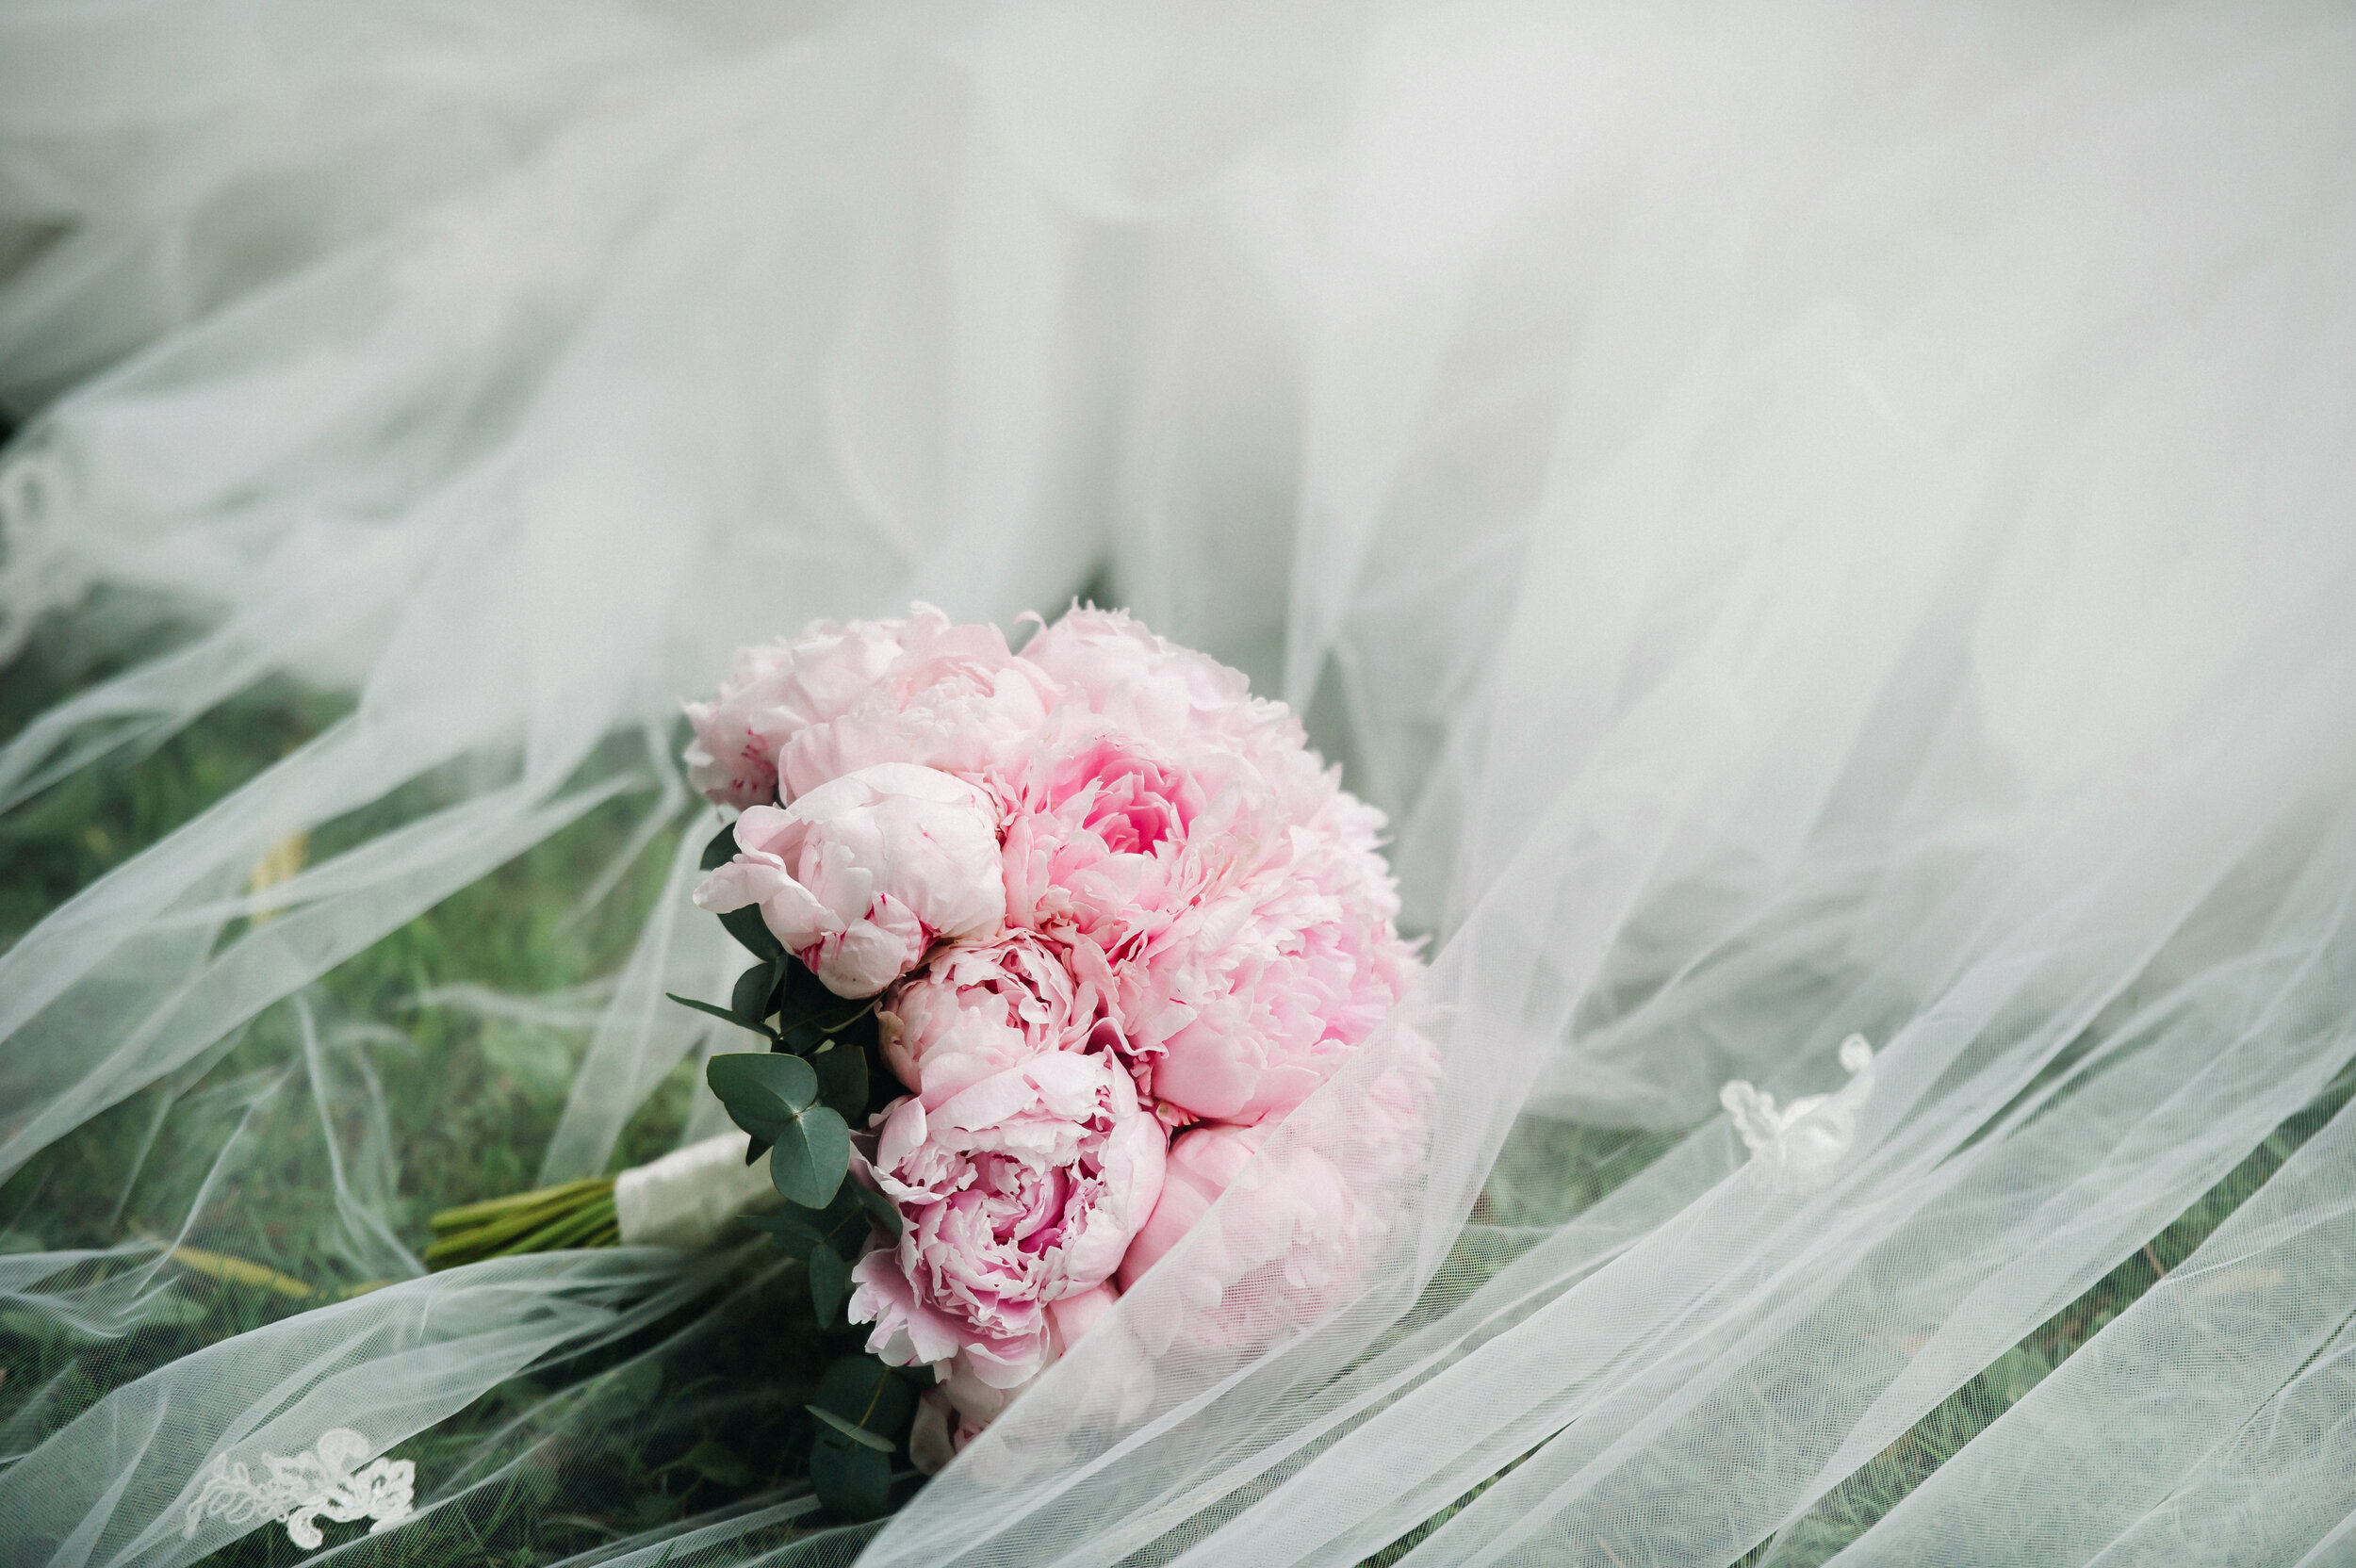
690 852 791 914
732 804 797 855
755 876 834 946
876 1096 928 1171
813 920 920 998
848 1250 967 1367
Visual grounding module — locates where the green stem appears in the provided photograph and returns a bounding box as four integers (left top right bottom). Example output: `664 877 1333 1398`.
428 1177 613 1233
424 1178 621 1269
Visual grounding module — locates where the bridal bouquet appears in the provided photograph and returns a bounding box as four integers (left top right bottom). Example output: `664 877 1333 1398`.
430 604 1423 1513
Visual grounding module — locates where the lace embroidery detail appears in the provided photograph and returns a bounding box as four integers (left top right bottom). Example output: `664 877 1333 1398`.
182 1429 416 1549
1722 1035 1875 1191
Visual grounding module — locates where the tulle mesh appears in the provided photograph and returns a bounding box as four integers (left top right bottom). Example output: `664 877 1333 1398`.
5 2 2355 1564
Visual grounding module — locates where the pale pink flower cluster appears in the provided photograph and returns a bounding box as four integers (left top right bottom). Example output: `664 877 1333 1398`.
686 604 1422 1465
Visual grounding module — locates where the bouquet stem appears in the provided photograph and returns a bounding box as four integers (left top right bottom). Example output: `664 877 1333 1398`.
425 1176 619 1269
423 1135 779 1268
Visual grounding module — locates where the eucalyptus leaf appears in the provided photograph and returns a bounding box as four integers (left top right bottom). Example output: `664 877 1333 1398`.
731 962 778 1024
707 1052 817 1122
718 904 785 962
665 993 775 1040
848 1178 902 1242
814 1353 916 1439
807 1430 892 1518
740 1210 826 1258
810 1045 867 1120
766 1106 851 1207
808 1240 849 1324
757 1183 876 1266
806 1402 895 1453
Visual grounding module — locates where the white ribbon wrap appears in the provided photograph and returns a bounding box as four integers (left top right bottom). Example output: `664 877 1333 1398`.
614 1131 782 1248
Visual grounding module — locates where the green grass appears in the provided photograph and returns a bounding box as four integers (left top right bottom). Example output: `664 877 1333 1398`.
0 612 881 1562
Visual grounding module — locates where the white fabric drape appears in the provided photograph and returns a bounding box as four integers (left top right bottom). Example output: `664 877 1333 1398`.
3 3 2352 1565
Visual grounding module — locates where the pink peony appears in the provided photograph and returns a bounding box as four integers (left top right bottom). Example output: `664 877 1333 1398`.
848 1052 1165 1409
880 930 1114 1105
1113 1121 1271 1294
1020 608 1295 765
1117 831 1417 1126
997 725 1281 958
1110 1119 1356 1344
908 1386 984 1476
691 762 1005 997
682 614 913 808
779 605 1061 804
1116 1035 1434 1342
681 604 1437 1461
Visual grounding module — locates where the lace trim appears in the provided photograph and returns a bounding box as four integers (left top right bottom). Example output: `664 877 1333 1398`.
182 1429 416 1550
1722 1035 1875 1191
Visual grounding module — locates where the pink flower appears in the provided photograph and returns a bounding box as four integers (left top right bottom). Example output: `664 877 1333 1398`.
779 606 1061 803
1114 1121 1269 1294
1110 1119 1355 1345
908 1386 983 1476
1118 834 1417 1126
848 1052 1165 1404
880 930 1114 1105
682 615 914 808
998 726 1280 956
1116 1032 1436 1344
1021 607 1295 766
691 763 1005 997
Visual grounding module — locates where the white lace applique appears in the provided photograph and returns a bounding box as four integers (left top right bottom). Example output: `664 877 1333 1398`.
182 1429 416 1549
1722 1035 1875 1191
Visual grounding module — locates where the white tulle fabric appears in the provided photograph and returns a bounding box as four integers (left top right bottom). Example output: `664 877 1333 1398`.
3 2 2354 1565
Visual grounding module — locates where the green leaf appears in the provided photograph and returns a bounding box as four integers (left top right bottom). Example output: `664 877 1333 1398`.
676 1438 752 1486
808 1241 849 1325
810 1354 916 1467
807 1430 892 1518
739 1210 826 1258
806 1402 895 1453
731 962 779 1024
781 993 874 1037
848 1178 903 1242
767 1106 851 1207
810 1045 868 1121
665 993 775 1041
717 904 785 962
698 825 786 958
777 1018 830 1054
707 1053 817 1122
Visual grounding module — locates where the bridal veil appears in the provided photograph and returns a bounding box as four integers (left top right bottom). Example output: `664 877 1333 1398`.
3 2 2354 1564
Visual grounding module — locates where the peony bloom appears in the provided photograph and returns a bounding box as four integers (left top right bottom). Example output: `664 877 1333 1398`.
1111 1119 1356 1342
1118 832 1417 1126
682 614 913 808
1113 1121 1272 1294
880 929 1110 1105
779 605 1061 804
1116 1037 1433 1344
692 762 1005 997
907 1386 984 1476
997 725 1282 958
1021 607 1294 764
848 1052 1165 1413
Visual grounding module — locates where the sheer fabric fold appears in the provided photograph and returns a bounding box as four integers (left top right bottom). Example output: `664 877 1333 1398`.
3 2 2353 1565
